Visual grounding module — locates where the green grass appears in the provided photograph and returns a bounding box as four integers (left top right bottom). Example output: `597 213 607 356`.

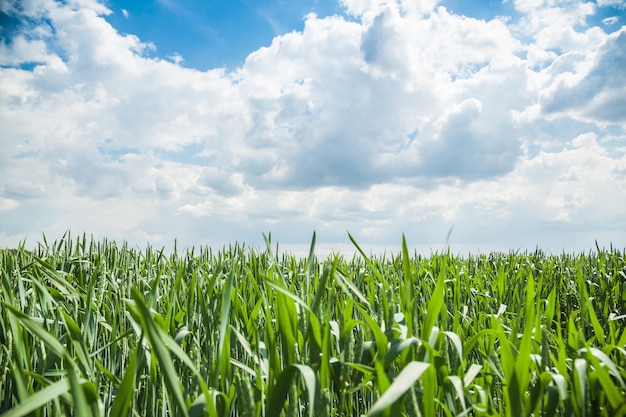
1 232 625 416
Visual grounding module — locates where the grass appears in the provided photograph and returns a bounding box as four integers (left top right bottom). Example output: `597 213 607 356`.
1 232 625 416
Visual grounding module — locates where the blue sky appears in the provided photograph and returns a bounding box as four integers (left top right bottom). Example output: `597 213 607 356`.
104 0 344 69
0 0 625 256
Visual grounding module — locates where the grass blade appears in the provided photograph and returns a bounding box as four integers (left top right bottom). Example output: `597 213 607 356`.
366 361 430 417
1 379 70 417
129 288 188 417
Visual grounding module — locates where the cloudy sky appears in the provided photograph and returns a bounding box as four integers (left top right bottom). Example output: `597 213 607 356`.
1 0 625 256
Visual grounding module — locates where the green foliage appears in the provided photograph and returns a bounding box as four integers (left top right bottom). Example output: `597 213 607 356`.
1 232 625 416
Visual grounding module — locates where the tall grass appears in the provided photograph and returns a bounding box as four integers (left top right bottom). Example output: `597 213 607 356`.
1 232 625 416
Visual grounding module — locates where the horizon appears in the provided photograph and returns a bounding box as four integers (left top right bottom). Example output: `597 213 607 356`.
5 229 622 260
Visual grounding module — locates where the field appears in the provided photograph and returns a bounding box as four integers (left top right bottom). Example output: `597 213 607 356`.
1 233 625 416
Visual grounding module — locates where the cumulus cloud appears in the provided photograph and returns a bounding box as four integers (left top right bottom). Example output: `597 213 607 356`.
541 28 626 122
0 0 624 253
414 98 521 178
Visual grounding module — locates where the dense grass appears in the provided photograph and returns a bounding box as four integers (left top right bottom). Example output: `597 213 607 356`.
1 232 625 416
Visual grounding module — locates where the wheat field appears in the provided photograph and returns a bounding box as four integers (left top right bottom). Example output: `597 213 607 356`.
1 232 625 416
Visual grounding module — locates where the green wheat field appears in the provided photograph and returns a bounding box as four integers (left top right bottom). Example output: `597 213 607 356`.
1 232 625 416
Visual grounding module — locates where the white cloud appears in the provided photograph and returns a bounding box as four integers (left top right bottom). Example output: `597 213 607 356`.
340 0 440 21
0 0 624 253
597 0 626 9
540 27 626 122
0 36 51 66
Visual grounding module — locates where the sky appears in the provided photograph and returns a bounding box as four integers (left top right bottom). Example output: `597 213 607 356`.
1 0 625 257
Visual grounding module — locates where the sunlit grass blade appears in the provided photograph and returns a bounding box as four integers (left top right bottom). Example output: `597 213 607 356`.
573 358 587 417
128 288 188 417
463 363 482 387
348 232 383 282
366 361 430 417
582 347 626 409
400 234 415 338
334 268 370 308
215 268 235 387
1 379 70 417
422 264 446 342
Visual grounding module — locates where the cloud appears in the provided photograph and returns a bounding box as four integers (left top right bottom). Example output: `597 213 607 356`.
232 4 526 188
0 36 52 66
0 0 624 253
413 98 522 179
540 28 626 122
597 0 626 9
340 0 440 20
